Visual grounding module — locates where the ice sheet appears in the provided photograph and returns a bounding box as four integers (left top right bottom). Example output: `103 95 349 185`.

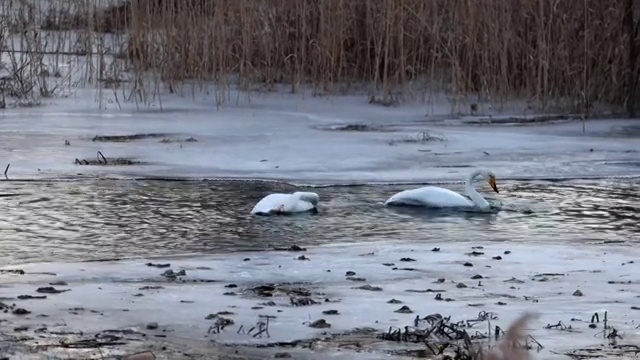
0 81 637 184
1 241 638 359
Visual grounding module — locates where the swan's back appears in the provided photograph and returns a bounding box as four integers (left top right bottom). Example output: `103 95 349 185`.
251 192 318 215
385 186 473 208
293 191 319 206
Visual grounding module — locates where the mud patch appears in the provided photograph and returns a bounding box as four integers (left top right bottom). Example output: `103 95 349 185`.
92 133 169 142
242 283 324 307
606 125 640 138
238 327 381 351
460 114 587 126
246 284 314 298
433 164 474 168
313 123 394 132
602 160 640 168
158 136 199 143
388 131 446 145
0 325 256 360
565 344 640 359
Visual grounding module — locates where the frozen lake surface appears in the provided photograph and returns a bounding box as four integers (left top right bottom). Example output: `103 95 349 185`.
0 90 639 184
2 239 640 360
0 177 638 359
1 90 639 359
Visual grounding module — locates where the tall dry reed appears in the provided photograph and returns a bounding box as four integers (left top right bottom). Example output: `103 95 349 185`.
0 0 638 113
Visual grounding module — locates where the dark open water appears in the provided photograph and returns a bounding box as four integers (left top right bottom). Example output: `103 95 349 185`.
0 178 637 265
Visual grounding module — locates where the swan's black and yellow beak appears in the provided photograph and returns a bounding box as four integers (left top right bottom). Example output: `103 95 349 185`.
488 175 499 193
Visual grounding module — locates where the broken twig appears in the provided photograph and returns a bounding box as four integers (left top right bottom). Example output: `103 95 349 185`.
97 151 107 165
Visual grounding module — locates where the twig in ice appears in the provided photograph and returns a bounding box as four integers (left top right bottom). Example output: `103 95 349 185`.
97 151 107 165
4 163 9 178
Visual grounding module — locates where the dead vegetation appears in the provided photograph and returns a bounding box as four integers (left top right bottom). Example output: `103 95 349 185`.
482 313 538 360
0 0 638 113
380 312 542 359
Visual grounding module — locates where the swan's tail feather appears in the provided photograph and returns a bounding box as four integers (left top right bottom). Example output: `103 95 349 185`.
481 312 538 360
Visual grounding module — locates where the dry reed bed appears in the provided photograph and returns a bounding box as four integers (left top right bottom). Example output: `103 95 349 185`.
0 0 638 113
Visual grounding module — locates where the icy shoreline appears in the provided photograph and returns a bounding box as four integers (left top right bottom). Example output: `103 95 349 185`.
1 240 639 359
0 89 639 185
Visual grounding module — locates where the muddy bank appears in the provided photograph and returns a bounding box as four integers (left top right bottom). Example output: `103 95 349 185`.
1 241 639 359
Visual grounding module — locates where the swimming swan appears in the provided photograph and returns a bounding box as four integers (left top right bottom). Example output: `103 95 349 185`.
384 169 499 210
251 191 319 216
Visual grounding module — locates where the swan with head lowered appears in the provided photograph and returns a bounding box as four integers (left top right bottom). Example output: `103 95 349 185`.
251 191 320 216
384 169 499 210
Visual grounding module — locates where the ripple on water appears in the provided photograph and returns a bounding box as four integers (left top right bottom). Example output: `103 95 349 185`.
0 178 637 264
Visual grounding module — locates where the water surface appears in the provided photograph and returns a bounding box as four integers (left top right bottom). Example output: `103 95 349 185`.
0 178 637 265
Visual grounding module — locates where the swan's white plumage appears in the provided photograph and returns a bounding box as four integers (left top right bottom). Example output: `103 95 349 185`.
251 191 319 215
293 191 319 206
384 186 474 208
384 169 498 210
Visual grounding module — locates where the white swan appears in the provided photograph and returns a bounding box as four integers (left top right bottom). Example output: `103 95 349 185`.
384 169 499 210
251 191 319 216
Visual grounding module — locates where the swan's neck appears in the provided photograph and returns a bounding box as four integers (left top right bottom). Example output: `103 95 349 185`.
465 171 490 209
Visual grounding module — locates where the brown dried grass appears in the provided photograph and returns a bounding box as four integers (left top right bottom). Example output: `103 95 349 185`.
122 0 638 111
1 0 638 112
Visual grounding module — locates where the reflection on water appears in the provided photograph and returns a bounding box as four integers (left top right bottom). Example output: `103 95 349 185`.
503 180 640 239
0 179 637 265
